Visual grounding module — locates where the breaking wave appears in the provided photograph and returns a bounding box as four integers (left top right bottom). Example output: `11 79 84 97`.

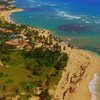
89 73 100 100
56 10 81 20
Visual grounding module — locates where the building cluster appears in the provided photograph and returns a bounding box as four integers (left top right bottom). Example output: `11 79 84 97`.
0 28 13 33
0 27 32 51
5 33 33 51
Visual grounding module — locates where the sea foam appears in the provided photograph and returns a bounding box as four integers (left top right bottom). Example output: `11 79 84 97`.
28 0 57 8
89 73 100 100
56 10 81 20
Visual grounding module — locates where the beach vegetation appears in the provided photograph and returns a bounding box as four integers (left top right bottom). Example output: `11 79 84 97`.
0 18 69 99
39 89 51 100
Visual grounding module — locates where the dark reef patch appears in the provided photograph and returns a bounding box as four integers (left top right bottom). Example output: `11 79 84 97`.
57 24 90 33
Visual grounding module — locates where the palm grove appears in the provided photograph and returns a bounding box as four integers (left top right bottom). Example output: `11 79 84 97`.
0 19 68 99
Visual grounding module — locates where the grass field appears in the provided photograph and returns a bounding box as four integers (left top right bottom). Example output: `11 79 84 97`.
0 51 62 96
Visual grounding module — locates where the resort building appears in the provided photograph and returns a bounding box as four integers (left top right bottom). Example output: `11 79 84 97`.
0 28 13 33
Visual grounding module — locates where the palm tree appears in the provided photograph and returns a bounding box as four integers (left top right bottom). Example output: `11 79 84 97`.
39 89 51 100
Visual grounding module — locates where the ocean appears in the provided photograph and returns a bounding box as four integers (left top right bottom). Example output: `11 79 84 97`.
11 0 100 54
11 0 100 99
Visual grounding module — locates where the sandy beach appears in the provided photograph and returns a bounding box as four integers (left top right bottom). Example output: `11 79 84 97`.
0 8 100 100
0 8 23 23
52 46 100 100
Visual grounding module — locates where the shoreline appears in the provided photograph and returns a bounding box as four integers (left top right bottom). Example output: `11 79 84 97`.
53 48 100 100
89 73 97 100
2 8 100 56
0 8 24 24
0 9 100 100
89 73 100 100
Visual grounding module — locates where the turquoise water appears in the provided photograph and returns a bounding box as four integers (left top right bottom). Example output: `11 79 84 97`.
11 0 100 54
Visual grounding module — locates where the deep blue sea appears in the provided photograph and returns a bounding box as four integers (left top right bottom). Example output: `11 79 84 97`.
11 0 100 54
